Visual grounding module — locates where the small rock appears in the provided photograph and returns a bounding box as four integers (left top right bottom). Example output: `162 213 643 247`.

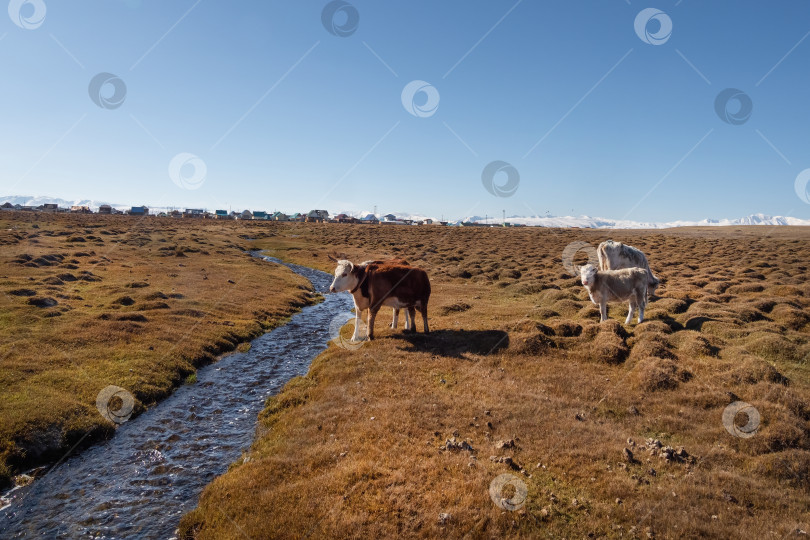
495 439 515 450
485 410 491 416
571 498 579 507
575 413 585 421
627 438 635 446
627 405 640 415
549 493 558 503
438 513 452 525
540 507 549 517
227 279 235 284
444 437 474 453
339 452 347 458
615 498 622 505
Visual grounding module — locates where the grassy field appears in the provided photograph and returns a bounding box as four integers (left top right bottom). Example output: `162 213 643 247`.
0 212 319 488
179 223 810 539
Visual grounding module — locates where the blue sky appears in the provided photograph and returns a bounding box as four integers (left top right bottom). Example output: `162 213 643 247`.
1 0 809 221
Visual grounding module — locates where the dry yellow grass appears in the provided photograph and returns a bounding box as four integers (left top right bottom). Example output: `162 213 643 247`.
180 223 810 539
0 213 317 488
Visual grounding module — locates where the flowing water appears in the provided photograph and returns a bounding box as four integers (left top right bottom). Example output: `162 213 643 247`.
0 255 352 538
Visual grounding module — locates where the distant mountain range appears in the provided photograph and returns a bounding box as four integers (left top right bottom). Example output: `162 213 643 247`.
455 213 810 228
358 210 810 228
0 195 126 210
3 196 808 229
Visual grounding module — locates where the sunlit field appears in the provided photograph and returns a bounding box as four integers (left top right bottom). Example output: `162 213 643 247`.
177 222 810 539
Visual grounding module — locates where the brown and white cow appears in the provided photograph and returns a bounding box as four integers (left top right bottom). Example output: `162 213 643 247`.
329 258 430 341
359 259 410 329
597 240 660 298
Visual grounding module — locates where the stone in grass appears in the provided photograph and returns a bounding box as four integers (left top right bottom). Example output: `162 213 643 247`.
495 439 515 450
443 437 474 453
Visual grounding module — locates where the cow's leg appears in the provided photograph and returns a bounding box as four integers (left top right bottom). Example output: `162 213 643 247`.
406 307 416 332
638 295 646 323
368 306 380 340
420 303 429 333
351 309 364 341
391 308 399 329
625 300 635 325
600 301 608 322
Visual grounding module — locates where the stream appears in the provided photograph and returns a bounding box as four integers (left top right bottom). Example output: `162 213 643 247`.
0 255 352 538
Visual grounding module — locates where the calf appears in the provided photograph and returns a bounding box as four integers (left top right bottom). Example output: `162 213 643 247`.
580 264 648 324
597 240 660 298
329 259 431 340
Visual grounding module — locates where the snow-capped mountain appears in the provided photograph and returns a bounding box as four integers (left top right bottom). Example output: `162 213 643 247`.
457 213 810 229
0 195 128 211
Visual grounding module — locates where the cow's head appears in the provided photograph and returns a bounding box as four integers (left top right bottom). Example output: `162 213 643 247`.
329 258 359 293
580 264 597 288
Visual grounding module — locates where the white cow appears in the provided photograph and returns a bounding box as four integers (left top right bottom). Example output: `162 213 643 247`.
597 240 660 298
580 264 648 324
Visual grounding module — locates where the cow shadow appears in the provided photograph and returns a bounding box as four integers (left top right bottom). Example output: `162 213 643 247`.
389 329 510 359
683 316 716 331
